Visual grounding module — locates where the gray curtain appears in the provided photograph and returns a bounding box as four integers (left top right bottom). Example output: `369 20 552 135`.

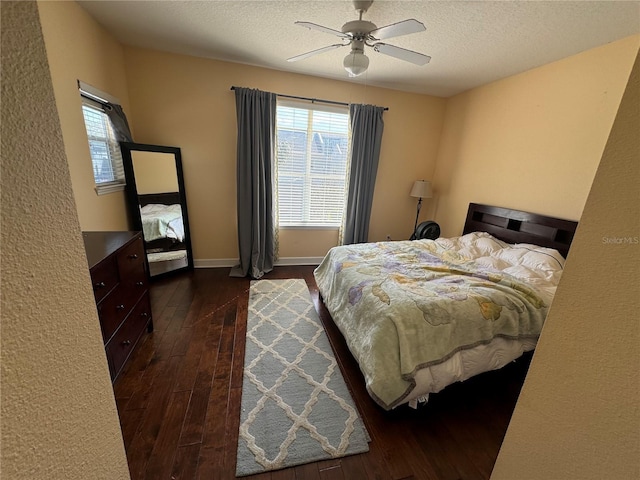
104 103 133 142
341 104 385 245
230 88 277 278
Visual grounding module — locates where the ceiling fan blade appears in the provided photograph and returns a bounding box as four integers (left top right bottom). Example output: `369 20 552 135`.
373 43 431 65
287 44 346 62
368 19 425 40
295 21 350 39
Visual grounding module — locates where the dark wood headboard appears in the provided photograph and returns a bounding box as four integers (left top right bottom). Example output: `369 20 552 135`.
138 192 180 207
462 203 579 258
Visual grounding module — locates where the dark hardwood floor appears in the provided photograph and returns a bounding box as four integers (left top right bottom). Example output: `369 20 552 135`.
114 266 531 480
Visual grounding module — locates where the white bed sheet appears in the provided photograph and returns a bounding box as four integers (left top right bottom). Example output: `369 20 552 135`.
404 337 537 408
140 203 185 242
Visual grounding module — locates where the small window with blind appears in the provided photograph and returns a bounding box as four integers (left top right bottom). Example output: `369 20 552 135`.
276 100 349 228
80 91 125 195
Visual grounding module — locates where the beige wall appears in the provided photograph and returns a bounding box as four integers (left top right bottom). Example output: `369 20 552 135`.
131 150 179 195
39 1 638 262
122 47 446 260
38 0 132 231
433 35 639 237
491 50 639 480
1 2 130 478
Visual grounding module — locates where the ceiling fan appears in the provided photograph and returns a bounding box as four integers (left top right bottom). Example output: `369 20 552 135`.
287 0 431 77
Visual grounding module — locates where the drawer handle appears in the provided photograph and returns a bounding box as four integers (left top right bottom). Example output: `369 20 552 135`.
128 254 138 260
95 281 106 289
122 340 131 346
116 304 125 310
136 281 144 286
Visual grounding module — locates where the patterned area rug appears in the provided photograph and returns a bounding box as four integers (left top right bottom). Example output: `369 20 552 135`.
236 279 370 477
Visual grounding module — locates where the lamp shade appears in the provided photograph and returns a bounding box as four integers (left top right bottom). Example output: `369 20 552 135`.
410 180 432 199
343 51 369 77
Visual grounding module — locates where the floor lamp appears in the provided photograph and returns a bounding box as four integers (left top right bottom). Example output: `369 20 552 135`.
409 180 432 240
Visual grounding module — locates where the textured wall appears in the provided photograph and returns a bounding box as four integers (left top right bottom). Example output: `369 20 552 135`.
491 50 639 480
432 34 639 237
1 2 131 478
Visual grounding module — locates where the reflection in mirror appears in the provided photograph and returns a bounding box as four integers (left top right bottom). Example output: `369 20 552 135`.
120 143 193 278
133 151 187 276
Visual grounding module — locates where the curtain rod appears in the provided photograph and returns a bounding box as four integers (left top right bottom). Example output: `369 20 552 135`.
230 86 388 111
77 80 121 106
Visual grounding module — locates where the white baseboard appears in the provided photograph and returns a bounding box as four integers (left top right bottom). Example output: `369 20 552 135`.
275 257 324 266
194 258 237 268
194 257 323 269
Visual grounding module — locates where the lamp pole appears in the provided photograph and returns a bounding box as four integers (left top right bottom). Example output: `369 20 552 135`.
410 197 423 240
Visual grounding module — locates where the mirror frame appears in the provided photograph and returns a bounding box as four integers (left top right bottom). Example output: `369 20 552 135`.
120 142 194 278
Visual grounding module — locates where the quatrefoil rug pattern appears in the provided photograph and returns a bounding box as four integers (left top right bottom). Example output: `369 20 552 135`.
236 279 370 477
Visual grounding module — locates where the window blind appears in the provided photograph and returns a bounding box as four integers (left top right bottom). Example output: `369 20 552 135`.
81 97 126 194
276 100 349 227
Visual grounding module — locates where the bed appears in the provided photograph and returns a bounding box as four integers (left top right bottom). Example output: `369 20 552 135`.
138 192 185 250
314 203 578 410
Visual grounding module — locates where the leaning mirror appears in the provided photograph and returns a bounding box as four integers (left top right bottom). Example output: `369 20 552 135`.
120 142 194 278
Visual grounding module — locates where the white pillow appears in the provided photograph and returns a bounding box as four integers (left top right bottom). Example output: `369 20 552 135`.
514 244 565 272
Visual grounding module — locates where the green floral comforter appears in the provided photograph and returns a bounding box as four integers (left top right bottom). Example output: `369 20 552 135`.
314 234 557 409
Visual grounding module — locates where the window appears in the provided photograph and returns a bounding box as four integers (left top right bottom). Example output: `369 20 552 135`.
80 94 125 195
276 100 349 227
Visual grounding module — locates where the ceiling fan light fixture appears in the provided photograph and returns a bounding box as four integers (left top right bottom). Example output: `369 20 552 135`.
343 50 369 77
291 0 429 75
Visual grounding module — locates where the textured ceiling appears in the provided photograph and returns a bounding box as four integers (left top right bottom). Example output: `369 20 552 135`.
78 0 640 97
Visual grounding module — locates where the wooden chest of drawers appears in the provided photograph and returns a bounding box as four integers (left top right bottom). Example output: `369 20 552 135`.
83 231 153 381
